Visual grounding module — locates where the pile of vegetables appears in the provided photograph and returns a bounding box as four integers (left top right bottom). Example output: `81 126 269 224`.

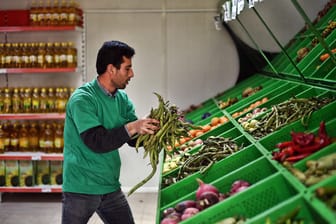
231 97 268 119
128 93 200 196
243 97 333 140
283 152 336 186
272 121 332 163
216 217 246 224
315 185 336 212
265 207 304 224
162 136 241 188
161 179 250 224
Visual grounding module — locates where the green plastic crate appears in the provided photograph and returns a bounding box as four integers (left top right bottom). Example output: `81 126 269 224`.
158 144 262 208
178 173 298 224
247 195 331 224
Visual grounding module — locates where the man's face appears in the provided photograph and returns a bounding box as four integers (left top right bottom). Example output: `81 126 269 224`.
111 56 134 89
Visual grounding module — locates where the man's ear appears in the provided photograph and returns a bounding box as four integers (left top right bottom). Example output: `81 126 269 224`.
107 64 117 75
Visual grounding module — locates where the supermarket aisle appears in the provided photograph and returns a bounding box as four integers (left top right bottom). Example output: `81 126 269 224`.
0 192 158 224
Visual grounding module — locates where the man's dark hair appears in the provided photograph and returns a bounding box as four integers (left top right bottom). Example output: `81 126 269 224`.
96 40 135 75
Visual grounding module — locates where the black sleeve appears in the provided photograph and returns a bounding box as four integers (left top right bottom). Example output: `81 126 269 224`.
80 125 135 153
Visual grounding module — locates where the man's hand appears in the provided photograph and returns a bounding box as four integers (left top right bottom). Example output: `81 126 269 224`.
125 118 160 136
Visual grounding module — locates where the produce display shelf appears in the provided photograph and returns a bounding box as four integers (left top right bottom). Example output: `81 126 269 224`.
0 153 63 161
0 113 65 120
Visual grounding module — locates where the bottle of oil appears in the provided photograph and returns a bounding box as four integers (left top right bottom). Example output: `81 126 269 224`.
47 87 55 112
54 122 64 153
23 88 32 113
12 43 22 68
28 122 39 152
3 121 11 152
53 42 61 68
41 122 54 153
0 123 6 153
11 88 21 113
21 43 30 68
45 42 54 68
38 121 45 152
9 122 19 152
51 0 60 26
3 88 12 113
0 88 4 113
0 43 5 68
45 0 52 26
55 88 66 112
67 42 77 68
37 42 46 68
59 0 68 25
19 122 29 152
30 0 38 26
59 42 67 67
39 87 48 112
68 0 76 26
31 88 40 113
37 0 45 26
28 43 38 68
4 43 13 68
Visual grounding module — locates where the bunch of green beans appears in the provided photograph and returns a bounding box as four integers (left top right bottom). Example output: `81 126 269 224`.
128 92 200 196
247 97 333 140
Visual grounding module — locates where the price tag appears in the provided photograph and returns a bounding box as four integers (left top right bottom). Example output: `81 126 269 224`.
31 155 42 160
41 187 52 193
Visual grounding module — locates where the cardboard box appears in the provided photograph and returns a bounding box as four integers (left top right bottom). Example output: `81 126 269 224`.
0 160 5 186
19 160 34 187
0 10 30 26
5 160 19 187
36 160 50 185
50 161 62 185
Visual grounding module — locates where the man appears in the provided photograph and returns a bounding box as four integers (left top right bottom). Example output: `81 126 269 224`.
62 40 159 224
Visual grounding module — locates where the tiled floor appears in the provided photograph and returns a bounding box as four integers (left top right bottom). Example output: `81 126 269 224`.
0 192 158 224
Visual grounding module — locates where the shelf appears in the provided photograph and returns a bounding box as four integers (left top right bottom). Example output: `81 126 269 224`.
0 186 62 193
0 113 65 120
0 25 83 33
0 152 63 161
0 68 78 74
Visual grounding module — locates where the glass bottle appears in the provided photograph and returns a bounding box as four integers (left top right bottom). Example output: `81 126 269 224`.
68 0 76 26
38 121 46 152
39 87 48 112
45 42 54 68
55 88 66 112
12 43 22 68
3 88 12 113
37 42 46 68
19 122 29 152
23 88 32 113
47 87 55 112
11 88 21 113
67 42 77 68
54 122 64 153
31 88 40 113
28 122 39 152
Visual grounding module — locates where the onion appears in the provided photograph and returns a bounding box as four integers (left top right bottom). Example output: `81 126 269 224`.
160 217 179 224
230 180 250 195
162 207 176 218
197 191 220 210
195 178 219 200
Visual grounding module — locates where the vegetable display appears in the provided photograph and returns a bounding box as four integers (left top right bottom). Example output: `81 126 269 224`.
160 179 250 223
243 97 333 140
272 121 332 163
162 136 241 188
283 152 336 186
265 207 303 224
128 93 199 196
315 185 336 212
